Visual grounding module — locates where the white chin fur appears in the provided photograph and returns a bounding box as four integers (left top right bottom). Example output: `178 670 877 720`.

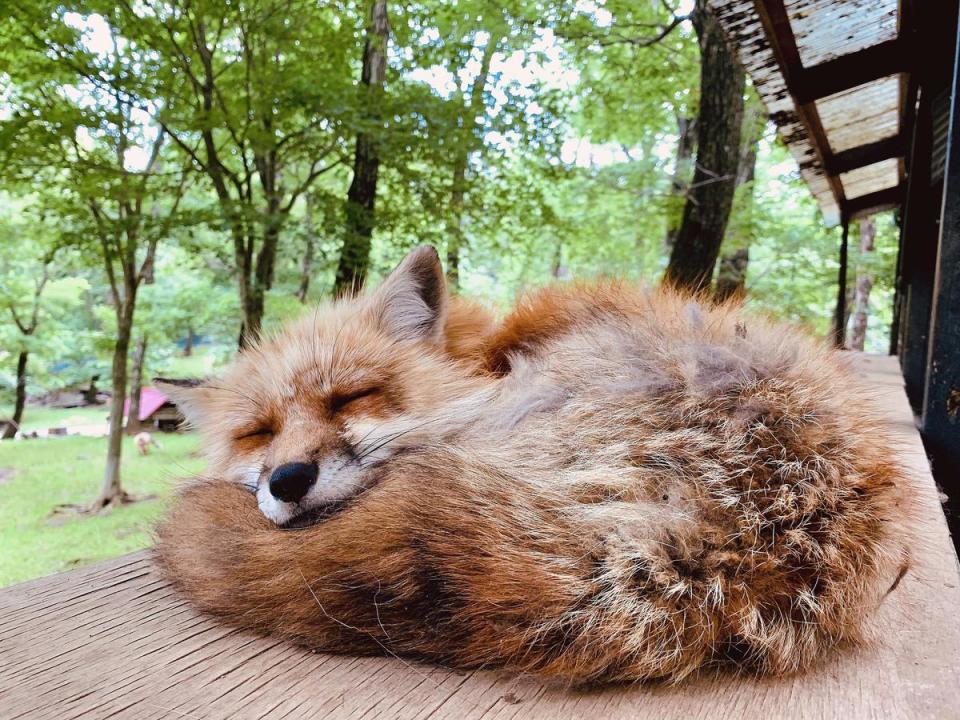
256 455 369 525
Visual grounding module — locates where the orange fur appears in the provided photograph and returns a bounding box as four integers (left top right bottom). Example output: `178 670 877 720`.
156 248 916 684
481 282 619 374
444 296 498 370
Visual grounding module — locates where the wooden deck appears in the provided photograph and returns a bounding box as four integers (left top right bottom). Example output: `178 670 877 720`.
2 354 959 719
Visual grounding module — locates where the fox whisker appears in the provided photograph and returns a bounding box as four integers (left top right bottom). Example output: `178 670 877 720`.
353 417 447 464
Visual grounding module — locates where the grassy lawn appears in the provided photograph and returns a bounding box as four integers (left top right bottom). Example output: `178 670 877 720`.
0 432 204 587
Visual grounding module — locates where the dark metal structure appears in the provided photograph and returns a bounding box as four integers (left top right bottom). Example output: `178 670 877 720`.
709 0 960 538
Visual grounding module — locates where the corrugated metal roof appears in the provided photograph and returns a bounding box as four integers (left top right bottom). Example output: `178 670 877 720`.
708 0 903 226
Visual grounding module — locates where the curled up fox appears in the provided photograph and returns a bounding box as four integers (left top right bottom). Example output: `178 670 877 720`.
156 246 916 684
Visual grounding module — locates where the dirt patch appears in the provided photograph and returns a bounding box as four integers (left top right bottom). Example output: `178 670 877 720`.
65 557 94 567
0 467 15 486
47 493 158 524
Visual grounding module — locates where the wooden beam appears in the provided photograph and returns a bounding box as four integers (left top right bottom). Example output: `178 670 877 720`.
753 0 847 211
793 39 909 104
845 185 906 219
826 135 906 176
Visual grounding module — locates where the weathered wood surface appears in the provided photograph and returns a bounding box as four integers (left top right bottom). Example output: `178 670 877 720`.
2 354 959 719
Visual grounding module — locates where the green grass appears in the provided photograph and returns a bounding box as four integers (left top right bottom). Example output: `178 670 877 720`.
0 432 204 587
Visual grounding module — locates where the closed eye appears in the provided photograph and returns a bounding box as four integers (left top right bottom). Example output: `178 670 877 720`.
330 387 380 413
234 427 273 441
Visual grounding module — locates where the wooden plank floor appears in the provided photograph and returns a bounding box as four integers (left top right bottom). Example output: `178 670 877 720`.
2 354 959 719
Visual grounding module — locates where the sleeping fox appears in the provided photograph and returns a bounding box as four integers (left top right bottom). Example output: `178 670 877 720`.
156 246 915 684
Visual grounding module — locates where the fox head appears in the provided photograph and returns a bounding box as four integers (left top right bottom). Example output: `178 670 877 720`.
158 246 493 527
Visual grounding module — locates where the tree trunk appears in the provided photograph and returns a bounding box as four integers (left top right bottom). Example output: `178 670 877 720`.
238 194 283 348
2 351 29 440
447 156 467 289
714 104 762 302
665 0 746 292
126 334 148 435
239 226 278 348
240 291 264 349
714 248 750 302
82 376 100 405
847 217 876 351
232 223 254 348
446 32 501 290
664 116 697 253
93 299 134 510
297 194 317 303
551 241 567 280
183 327 193 357
334 0 390 297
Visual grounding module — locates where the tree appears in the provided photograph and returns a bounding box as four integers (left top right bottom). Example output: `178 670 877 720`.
2 6 192 507
665 0 746 291
0 234 53 439
86 137 186 508
445 30 502 289
0 194 90 437
715 95 764 302
134 245 239 366
847 217 876 351
125 334 148 434
557 0 699 269
296 194 318 303
334 0 391 295
664 115 697 253
2 264 48 440
115 0 357 343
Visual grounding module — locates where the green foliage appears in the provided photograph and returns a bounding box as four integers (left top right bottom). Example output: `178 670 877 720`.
0 433 203 586
0 0 900 400
0 196 93 401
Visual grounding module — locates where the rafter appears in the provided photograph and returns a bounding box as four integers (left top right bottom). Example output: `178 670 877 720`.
845 184 905 219
753 0 847 208
793 39 909 104
826 134 906 176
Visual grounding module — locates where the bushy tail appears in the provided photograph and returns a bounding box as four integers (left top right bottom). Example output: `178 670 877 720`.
156 442 913 685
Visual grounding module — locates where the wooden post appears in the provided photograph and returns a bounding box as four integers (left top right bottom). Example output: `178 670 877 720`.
832 217 850 348
889 74 921 357
889 222 903 357
921 15 960 512
898 83 938 412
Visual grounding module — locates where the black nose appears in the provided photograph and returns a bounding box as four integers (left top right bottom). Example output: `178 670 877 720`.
269 462 318 503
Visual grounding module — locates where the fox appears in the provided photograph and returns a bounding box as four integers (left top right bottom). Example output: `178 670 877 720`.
134 431 161 456
156 245 916 684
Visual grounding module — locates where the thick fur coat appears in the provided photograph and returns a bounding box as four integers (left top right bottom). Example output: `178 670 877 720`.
156 247 914 684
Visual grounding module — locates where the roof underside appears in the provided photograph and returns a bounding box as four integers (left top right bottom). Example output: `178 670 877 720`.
709 0 905 226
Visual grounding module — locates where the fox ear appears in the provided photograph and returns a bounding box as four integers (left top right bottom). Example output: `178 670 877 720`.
153 377 215 429
371 245 448 344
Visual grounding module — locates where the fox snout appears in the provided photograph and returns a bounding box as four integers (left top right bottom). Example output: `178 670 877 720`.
269 461 319 503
